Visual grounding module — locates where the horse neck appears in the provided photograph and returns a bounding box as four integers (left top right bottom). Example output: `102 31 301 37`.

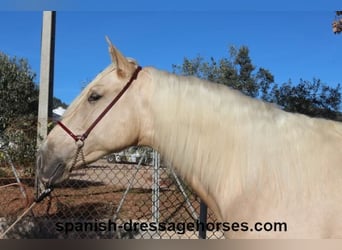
146 68 248 210
140 68 342 225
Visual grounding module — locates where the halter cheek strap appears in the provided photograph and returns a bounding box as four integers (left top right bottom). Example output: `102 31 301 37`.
57 66 142 143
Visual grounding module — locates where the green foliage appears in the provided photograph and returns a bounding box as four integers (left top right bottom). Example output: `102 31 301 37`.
270 79 341 120
0 53 38 133
0 52 38 173
3 117 37 171
0 168 8 177
173 45 275 98
0 52 70 174
173 45 341 121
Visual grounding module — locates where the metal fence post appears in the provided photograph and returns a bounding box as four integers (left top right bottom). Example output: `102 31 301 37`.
198 200 208 239
151 150 160 237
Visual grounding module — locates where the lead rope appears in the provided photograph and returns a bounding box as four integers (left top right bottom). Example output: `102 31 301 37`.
0 142 87 239
0 202 37 239
0 187 53 239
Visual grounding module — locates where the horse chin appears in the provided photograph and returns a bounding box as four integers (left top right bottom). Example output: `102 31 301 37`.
47 165 70 188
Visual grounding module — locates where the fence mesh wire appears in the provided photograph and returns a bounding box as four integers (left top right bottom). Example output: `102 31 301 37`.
0 149 224 239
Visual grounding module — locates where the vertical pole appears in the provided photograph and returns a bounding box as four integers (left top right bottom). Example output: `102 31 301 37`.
151 150 160 237
198 200 208 239
37 11 56 147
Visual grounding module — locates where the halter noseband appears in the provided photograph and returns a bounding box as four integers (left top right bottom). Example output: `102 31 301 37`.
57 66 142 144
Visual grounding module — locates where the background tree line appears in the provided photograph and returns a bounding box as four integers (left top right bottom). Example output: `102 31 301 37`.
0 45 341 175
172 45 342 121
0 52 66 175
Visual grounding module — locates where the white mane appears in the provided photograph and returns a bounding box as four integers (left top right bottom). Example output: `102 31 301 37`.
149 67 342 203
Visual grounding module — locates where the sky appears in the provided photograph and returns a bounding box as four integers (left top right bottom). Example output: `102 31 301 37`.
0 5 342 105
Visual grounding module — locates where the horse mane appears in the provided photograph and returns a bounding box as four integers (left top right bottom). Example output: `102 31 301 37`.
148 67 342 201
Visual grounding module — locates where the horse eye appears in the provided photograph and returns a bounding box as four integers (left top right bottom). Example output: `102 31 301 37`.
88 92 102 103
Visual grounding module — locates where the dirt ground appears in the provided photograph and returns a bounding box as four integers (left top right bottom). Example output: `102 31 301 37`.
0 162 223 239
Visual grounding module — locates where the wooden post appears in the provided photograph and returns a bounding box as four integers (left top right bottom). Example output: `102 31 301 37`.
37 11 56 147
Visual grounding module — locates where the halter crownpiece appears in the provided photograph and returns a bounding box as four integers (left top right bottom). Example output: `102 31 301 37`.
57 65 142 143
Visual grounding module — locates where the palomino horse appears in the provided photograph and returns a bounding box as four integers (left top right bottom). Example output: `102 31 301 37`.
37 38 342 238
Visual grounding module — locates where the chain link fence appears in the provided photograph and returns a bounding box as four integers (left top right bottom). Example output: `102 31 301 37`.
0 146 225 239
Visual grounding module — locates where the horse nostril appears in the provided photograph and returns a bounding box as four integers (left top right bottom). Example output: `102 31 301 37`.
36 146 68 186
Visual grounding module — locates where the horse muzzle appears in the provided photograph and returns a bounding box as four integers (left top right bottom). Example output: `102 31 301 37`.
36 150 68 188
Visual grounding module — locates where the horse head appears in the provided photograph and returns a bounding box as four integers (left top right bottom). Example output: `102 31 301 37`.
37 38 152 188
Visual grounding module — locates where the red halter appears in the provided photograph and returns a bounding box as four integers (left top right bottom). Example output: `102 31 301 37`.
57 66 142 143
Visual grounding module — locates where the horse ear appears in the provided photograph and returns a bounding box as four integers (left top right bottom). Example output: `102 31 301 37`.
105 36 132 78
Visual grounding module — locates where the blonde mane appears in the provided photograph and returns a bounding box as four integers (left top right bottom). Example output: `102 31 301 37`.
149 67 342 203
